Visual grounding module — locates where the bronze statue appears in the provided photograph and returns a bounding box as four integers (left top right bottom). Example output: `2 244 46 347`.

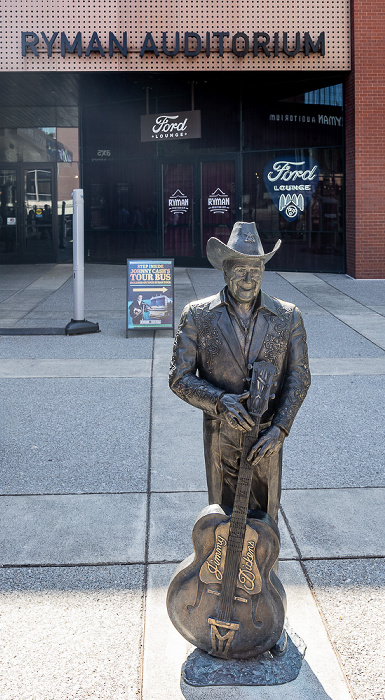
167 222 311 659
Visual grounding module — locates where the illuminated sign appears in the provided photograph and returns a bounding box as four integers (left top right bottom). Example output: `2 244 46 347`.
263 156 320 221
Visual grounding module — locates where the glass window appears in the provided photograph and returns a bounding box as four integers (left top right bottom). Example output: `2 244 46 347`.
243 147 344 272
0 169 18 256
84 160 158 263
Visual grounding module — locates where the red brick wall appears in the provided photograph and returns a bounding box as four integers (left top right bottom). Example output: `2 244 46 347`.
345 0 385 278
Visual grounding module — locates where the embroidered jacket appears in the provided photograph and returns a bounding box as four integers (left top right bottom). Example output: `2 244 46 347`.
169 288 311 435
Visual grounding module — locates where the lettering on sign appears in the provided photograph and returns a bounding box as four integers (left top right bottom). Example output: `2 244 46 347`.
141 110 201 142
263 157 320 221
21 31 326 61
208 188 230 214
168 190 189 214
152 115 188 138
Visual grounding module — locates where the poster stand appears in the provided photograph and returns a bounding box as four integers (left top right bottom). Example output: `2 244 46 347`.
126 259 174 337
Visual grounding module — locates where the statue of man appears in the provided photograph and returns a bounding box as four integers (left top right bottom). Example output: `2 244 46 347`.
169 221 311 525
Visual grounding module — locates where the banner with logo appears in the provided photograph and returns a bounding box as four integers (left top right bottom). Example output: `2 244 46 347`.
263 155 320 221
126 260 174 335
141 110 201 142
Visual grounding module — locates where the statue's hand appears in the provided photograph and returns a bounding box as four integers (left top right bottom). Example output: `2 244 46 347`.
248 425 285 463
218 392 254 432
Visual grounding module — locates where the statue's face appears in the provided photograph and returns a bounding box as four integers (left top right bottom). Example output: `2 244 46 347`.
223 260 265 304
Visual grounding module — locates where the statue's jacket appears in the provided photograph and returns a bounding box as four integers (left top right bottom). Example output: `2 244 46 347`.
169 288 311 437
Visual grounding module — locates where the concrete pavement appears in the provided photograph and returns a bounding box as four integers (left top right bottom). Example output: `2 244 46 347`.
0 263 384 699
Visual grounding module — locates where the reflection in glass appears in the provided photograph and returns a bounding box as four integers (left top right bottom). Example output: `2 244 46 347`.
57 161 79 261
24 169 53 255
0 170 18 255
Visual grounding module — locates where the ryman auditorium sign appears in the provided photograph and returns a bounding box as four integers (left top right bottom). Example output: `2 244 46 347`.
21 30 325 59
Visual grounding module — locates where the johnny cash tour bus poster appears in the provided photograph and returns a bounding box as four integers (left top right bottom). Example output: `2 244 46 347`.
126 260 174 336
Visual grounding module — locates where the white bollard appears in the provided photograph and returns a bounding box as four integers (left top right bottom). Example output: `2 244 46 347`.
65 189 99 335
72 188 85 321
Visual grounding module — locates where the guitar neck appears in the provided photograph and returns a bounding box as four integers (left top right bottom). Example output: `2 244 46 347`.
216 360 276 624
216 421 261 622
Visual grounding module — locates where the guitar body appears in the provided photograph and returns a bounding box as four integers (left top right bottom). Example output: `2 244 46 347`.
167 504 286 659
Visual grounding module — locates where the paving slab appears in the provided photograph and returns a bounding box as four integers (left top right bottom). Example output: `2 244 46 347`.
0 320 153 358
0 493 147 565
26 264 73 290
0 564 144 699
336 313 385 350
142 561 351 699
151 374 206 493
304 558 385 700
310 357 385 374
0 358 152 378
281 488 385 558
34 274 127 313
0 263 58 290
0 377 150 493
279 273 385 350
153 334 174 378
303 315 384 357
0 316 22 326
282 375 384 489
149 492 297 563
316 273 385 311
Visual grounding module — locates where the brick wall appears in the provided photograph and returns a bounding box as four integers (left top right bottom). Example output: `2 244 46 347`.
345 0 385 278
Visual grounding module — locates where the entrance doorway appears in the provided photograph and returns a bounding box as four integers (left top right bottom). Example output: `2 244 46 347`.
161 157 240 265
0 164 57 263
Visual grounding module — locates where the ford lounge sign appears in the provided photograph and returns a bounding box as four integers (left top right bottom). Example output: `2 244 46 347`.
141 110 201 142
263 156 320 222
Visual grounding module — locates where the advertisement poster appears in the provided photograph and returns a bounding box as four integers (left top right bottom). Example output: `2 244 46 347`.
126 260 174 335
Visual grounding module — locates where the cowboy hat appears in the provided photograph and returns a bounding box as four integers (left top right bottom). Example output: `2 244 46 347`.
206 221 281 270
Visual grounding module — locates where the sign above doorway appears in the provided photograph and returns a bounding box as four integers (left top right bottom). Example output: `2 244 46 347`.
140 110 201 142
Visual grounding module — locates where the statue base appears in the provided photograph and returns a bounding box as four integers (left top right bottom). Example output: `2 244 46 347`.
182 624 306 687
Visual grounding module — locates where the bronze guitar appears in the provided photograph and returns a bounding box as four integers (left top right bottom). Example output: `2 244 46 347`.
167 361 286 659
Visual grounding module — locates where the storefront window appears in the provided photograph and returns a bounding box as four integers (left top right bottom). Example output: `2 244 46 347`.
80 74 345 269
84 159 158 263
243 147 344 271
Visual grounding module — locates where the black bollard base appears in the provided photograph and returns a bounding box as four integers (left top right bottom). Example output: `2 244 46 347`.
65 319 100 335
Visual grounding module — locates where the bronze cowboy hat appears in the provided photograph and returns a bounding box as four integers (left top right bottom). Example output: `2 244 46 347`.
206 221 281 270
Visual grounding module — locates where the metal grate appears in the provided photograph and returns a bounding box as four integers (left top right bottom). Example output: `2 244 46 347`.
1 0 350 72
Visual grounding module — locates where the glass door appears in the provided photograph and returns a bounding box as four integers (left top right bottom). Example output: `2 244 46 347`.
161 157 240 265
23 167 55 259
0 169 18 259
0 163 57 263
201 159 238 254
162 162 195 259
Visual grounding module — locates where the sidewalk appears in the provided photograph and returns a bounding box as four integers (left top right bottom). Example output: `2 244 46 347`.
0 263 384 699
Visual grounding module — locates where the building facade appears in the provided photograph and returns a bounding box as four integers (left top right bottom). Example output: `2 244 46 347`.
0 0 383 277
